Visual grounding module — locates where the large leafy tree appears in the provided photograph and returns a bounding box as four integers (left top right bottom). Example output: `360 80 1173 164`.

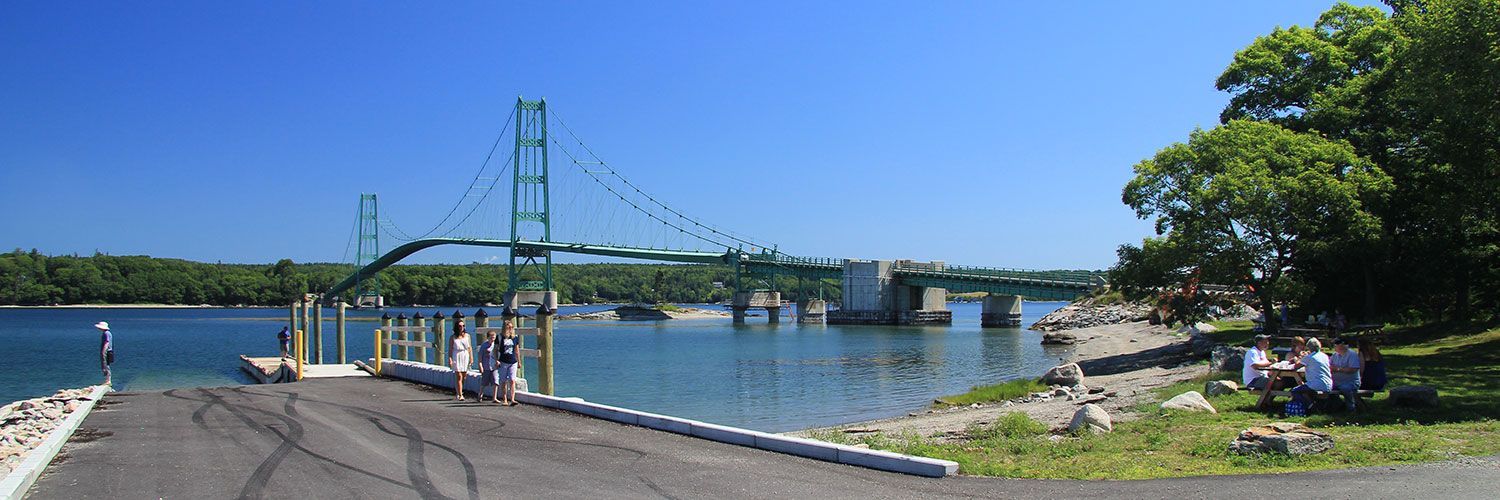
1146 0 1500 323
1118 120 1391 330
1386 0 1500 319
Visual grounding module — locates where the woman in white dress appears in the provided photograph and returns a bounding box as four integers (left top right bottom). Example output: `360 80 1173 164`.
449 320 472 400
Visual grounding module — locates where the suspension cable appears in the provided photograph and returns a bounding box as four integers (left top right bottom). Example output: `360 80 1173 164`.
547 106 772 251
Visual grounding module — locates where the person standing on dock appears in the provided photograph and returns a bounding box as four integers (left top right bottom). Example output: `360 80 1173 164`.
95 321 113 386
478 332 501 403
277 326 292 358
498 322 520 406
449 320 472 401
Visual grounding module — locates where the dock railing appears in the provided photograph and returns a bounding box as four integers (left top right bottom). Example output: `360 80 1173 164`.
373 316 554 395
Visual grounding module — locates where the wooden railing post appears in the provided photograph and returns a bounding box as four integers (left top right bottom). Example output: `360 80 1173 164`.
412 313 426 364
431 311 447 368
395 313 409 361
379 313 392 359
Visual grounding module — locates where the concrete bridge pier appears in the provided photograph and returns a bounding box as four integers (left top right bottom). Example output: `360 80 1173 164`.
796 299 826 323
732 291 781 324
981 294 1023 327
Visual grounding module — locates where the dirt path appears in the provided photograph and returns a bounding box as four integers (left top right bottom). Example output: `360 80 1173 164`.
791 321 1213 439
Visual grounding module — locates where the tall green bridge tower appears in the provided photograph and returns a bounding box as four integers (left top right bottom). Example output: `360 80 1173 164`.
509 96 552 294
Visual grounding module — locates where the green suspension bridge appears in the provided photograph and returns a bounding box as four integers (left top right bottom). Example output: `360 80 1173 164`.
326 97 1104 324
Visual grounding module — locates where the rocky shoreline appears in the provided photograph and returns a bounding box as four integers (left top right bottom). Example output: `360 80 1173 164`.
792 320 1218 440
1029 295 1152 332
0 386 104 476
559 306 732 321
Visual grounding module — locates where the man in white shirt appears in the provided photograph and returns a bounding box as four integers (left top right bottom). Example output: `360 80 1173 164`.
1243 334 1274 389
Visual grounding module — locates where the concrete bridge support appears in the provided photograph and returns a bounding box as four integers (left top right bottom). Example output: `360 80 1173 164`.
827 259 952 325
796 299 826 323
732 291 781 324
981 294 1023 327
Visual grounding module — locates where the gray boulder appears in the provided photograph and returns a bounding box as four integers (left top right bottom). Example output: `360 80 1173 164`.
1229 423 1334 455
1209 345 1247 373
1041 332 1078 345
1205 380 1240 397
1188 333 1216 356
1389 386 1439 407
1161 390 1217 413
1068 404 1112 435
1041 363 1084 387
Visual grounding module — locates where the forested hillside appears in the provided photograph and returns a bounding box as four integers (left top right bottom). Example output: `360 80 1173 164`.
0 249 841 306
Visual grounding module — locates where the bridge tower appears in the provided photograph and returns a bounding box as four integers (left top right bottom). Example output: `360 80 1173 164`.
354 193 383 308
505 96 558 396
508 97 553 295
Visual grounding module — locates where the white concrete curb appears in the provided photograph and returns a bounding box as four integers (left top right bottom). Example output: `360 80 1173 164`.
377 359 958 477
0 385 112 500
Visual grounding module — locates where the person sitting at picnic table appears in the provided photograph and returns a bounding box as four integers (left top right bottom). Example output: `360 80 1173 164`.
1290 338 1334 411
1331 308 1349 332
1243 334 1275 389
1358 338 1387 390
1329 337 1362 411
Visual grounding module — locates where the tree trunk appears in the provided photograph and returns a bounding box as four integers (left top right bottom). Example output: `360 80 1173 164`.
1257 285 1278 335
1362 259 1378 321
1455 269 1472 322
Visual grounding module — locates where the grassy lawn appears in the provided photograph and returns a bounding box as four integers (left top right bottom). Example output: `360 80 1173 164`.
808 322 1500 479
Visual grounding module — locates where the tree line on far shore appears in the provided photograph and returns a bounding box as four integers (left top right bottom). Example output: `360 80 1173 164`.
1112 1 1500 327
0 249 848 307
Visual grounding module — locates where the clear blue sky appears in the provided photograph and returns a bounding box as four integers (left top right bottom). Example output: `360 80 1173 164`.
0 1 1384 270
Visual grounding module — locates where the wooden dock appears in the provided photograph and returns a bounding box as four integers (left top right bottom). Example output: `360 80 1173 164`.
239 355 368 384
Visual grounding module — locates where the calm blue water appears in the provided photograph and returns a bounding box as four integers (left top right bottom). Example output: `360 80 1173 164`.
0 302 1068 432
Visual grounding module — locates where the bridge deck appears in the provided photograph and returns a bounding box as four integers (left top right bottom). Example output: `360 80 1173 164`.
28 377 1498 499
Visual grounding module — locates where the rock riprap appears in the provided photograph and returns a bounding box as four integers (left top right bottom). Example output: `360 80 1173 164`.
0 386 101 476
1029 296 1151 332
1161 390 1217 413
1229 422 1334 455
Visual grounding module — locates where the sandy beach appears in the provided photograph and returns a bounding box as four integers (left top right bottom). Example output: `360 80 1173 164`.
792 320 1209 439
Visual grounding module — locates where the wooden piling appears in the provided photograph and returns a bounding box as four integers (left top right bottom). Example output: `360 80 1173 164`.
335 301 346 364
313 299 323 364
537 308 554 396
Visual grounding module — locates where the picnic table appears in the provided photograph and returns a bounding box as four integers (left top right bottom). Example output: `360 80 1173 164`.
1248 363 1376 411
1252 364 1304 410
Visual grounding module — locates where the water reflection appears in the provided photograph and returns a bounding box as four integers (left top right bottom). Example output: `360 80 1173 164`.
0 301 1069 432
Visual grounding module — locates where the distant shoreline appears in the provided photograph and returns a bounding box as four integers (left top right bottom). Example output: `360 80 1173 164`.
0 304 272 309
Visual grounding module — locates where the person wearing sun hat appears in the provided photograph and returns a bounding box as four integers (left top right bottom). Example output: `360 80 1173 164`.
95 321 114 385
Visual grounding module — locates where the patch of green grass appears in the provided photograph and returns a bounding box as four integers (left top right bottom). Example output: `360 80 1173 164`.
1204 320 1258 346
653 303 682 312
829 323 1500 479
1090 289 1129 305
941 379 1049 406
966 412 1050 441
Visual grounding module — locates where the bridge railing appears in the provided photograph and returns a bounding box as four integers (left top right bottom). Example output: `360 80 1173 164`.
742 253 845 268
892 262 1100 286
